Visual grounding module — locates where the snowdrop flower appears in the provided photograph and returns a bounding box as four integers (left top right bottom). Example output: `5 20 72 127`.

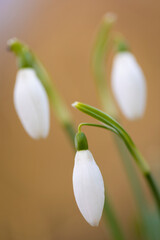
73 132 105 226
111 51 147 120
14 68 50 139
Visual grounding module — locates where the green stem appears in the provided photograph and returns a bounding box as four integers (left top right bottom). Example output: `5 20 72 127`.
146 174 160 214
103 194 126 240
73 102 149 174
78 122 119 136
72 101 160 215
114 136 152 240
92 13 117 116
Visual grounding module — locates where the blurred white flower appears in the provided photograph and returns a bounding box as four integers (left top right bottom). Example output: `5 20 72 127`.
73 150 105 226
14 68 50 139
111 52 147 120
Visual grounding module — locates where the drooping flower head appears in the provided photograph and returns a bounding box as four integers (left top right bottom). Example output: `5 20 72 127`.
72 132 105 226
14 68 50 139
111 46 147 120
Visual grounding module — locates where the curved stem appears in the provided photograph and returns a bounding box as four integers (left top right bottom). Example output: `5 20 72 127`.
78 122 119 136
92 13 117 116
72 101 160 216
72 102 149 174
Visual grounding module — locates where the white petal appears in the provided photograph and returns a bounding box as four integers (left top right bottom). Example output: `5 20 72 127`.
14 68 50 139
73 150 105 226
111 52 147 120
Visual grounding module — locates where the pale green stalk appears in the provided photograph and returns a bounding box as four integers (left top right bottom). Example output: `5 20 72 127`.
91 15 127 240
92 13 117 116
78 123 119 135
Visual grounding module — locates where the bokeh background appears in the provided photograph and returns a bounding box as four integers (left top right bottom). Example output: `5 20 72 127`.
1 0 160 239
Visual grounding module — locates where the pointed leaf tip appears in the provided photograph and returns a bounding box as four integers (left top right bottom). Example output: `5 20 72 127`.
72 101 79 108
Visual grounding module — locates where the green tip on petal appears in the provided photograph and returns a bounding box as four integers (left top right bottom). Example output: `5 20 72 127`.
75 132 88 151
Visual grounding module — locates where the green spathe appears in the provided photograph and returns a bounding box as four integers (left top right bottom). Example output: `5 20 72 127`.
75 132 88 151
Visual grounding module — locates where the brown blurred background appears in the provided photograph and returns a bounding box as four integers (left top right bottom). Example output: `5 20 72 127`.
0 0 160 239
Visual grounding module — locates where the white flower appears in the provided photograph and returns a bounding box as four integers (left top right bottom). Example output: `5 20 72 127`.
72 150 105 226
14 68 50 139
111 52 147 120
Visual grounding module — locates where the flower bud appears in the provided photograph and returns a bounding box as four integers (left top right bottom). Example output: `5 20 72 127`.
73 133 105 226
14 68 50 139
111 52 147 120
